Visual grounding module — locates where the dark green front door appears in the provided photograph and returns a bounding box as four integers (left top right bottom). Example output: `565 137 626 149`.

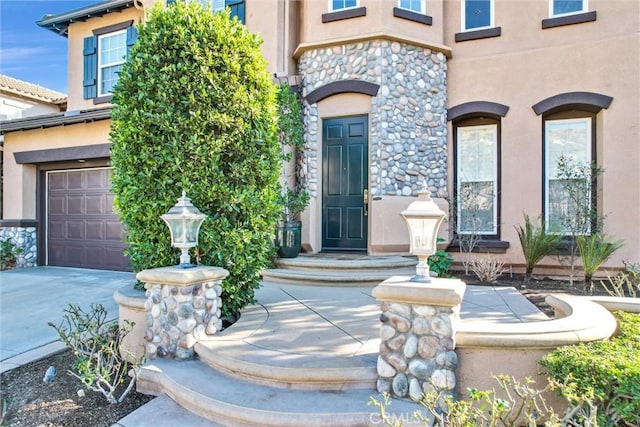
322 116 368 251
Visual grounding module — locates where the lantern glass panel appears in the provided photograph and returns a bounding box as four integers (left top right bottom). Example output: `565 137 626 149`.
407 217 439 254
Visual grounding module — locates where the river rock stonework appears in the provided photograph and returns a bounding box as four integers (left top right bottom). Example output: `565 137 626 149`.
136 266 229 360
372 277 465 403
298 39 448 199
0 226 37 268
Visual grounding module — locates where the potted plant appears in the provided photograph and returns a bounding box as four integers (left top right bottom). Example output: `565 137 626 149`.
275 187 309 258
274 82 308 258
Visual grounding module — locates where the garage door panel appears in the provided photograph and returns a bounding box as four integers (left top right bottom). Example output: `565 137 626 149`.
67 171 84 189
67 196 84 214
47 168 130 271
49 197 66 215
86 170 106 189
106 221 123 240
86 195 104 215
86 221 104 239
67 221 84 239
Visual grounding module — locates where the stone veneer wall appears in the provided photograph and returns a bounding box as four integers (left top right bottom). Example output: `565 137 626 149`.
0 226 37 268
298 40 448 198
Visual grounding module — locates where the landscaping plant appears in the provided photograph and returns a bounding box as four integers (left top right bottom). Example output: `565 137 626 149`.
601 260 640 297
110 2 281 316
428 239 453 278
369 374 595 426
553 156 604 286
48 304 144 404
0 239 23 270
515 213 562 284
576 234 623 294
540 311 640 426
470 256 505 284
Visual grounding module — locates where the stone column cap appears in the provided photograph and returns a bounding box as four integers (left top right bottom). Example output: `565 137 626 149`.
136 265 229 286
372 276 466 306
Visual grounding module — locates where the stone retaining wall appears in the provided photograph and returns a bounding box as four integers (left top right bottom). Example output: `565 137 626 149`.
0 225 37 268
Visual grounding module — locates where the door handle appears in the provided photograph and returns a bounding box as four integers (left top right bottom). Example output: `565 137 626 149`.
363 189 369 217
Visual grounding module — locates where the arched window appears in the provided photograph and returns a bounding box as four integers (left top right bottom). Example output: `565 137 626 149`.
533 92 612 235
449 101 508 240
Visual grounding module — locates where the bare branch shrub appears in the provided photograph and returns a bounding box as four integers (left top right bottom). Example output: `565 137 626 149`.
49 303 144 404
471 256 505 284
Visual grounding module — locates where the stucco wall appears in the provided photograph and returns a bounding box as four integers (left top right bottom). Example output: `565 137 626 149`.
444 0 640 267
2 120 111 219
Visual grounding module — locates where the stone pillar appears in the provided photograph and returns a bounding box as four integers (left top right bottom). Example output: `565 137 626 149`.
137 266 229 360
372 276 466 402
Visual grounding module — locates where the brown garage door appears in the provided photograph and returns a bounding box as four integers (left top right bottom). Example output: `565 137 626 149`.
47 167 130 271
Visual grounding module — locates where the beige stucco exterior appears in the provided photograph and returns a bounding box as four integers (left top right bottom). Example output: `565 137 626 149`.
2 121 111 219
2 0 638 272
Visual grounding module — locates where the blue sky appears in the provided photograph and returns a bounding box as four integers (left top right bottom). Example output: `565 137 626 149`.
0 0 102 94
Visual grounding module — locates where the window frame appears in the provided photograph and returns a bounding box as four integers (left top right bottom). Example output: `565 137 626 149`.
329 0 359 12
549 0 587 18
461 0 494 32
97 29 128 97
543 113 596 236
453 117 501 239
398 0 426 14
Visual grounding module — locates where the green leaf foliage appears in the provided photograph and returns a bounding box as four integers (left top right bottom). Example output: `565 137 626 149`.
515 213 561 283
109 2 281 316
540 311 640 426
577 233 624 293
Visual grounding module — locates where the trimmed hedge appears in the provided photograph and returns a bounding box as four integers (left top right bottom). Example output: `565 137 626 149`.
540 311 640 426
110 2 281 316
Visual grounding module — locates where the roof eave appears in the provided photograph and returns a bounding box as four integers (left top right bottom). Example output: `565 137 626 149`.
36 0 136 37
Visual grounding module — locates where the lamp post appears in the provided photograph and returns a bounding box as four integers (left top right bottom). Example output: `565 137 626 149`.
161 191 206 268
401 185 446 283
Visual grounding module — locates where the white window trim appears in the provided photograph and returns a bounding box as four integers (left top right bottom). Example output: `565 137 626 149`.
549 0 587 18
329 0 359 12
461 0 494 32
544 117 592 235
398 0 426 14
97 29 127 97
456 124 498 235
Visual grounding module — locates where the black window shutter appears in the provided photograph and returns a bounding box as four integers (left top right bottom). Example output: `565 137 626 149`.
226 0 245 24
126 26 138 60
82 35 98 99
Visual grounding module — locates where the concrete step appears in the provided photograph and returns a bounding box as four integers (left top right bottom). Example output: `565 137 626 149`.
136 358 424 427
275 255 417 271
195 340 377 390
261 267 416 287
112 395 222 427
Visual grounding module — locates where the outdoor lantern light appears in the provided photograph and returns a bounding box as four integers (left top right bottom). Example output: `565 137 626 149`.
401 184 446 283
161 191 206 268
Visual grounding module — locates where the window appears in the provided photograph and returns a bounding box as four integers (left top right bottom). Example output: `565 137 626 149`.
186 0 245 23
399 0 424 14
462 0 493 31
544 116 594 235
83 22 137 101
331 0 357 11
551 0 586 17
455 122 499 236
98 30 127 96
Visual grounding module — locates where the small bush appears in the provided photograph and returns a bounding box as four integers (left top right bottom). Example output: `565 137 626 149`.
49 304 144 404
515 213 561 284
600 260 640 298
428 239 453 278
576 234 623 294
471 256 505 284
540 311 640 426
0 239 23 270
369 375 595 426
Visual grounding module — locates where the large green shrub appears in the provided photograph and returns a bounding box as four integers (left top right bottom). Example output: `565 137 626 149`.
110 2 281 316
540 311 640 426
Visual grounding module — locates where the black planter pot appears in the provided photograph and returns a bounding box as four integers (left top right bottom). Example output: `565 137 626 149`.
275 220 302 258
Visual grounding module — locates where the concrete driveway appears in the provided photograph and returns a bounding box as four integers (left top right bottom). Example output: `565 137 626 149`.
0 267 135 372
